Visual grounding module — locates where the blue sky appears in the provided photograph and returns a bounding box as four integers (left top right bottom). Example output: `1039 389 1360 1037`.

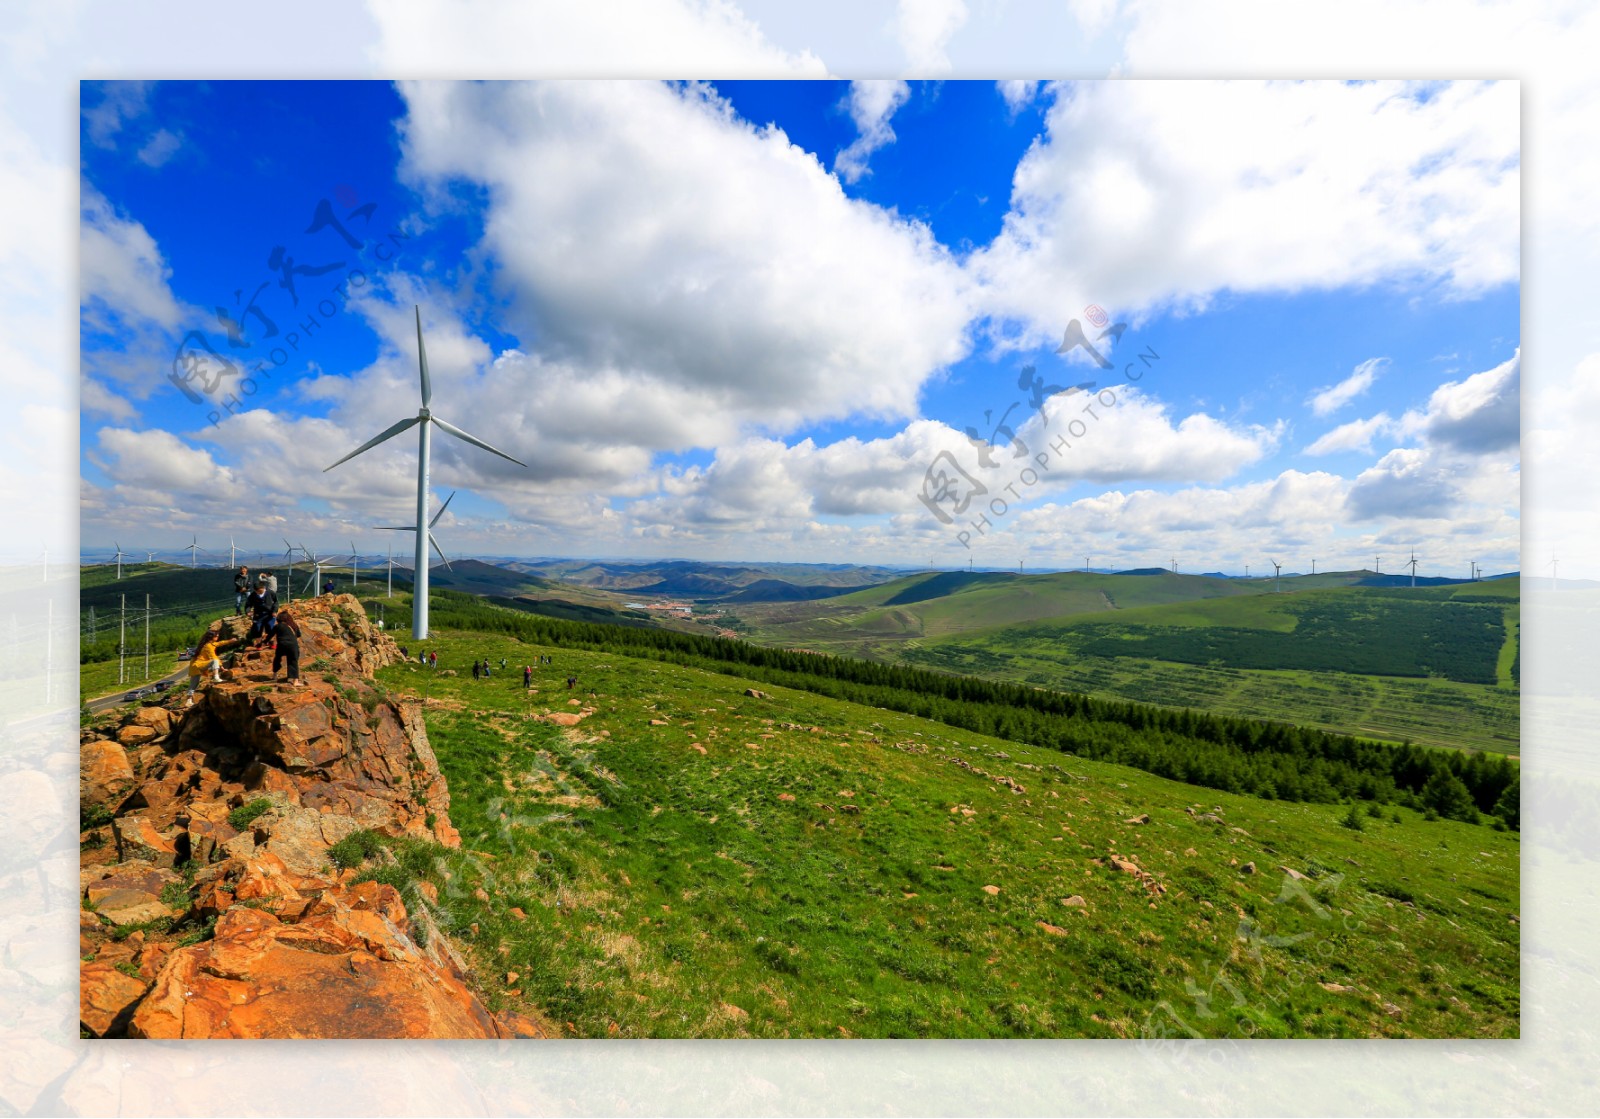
80 78 1520 574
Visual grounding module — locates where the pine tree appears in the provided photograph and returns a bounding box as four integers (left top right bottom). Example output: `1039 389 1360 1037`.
1492 778 1520 831
1421 768 1479 824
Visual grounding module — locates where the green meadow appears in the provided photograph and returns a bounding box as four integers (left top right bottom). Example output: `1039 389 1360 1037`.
343 624 1519 1039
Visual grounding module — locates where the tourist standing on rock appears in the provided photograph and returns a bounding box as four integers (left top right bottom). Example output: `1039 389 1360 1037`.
272 608 304 687
245 576 279 646
234 566 251 614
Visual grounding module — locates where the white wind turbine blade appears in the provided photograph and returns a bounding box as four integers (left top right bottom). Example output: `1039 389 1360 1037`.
323 416 422 472
432 416 526 468
431 490 456 527
416 305 432 408
428 530 451 570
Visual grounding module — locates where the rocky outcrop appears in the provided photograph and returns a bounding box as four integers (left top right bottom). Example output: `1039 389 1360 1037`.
78 594 545 1040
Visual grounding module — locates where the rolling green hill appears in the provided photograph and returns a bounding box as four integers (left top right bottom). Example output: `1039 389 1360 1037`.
345 618 1519 1039
735 572 1519 756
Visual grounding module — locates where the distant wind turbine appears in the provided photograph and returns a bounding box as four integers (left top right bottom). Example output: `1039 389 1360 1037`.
1407 550 1419 588
324 306 525 640
282 539 298 604
1270 559 1282 594
299 543 328 596
378 490 457 573
350 540 360 587
229 535 238 569
386 543 396 598
1550 553 1558 591
145 550 156 563
112 541 128 580
185 535 202 568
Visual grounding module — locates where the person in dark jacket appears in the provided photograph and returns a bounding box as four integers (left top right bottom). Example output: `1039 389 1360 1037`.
234 566 251 614
245 577 279 645
272 607 304 686
472 659 481 680
523 664 532 689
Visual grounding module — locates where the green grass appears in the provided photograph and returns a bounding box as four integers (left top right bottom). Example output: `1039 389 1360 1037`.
373 628 1519 1039
740 579 1520 756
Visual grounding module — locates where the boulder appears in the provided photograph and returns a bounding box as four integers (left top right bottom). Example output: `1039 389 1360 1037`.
1061 895 1087 908
188 817 240 864
129 706 176 737
743 689 769 699
85 865 178 907
117 724 159 747
113 817 178 868
79 962 149 1037
129 890 508 1039
80 740 136 805
94 889 175 927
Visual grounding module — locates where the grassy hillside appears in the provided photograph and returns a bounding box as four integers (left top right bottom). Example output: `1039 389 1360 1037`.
353 628 1519 1039
739 575 1519 756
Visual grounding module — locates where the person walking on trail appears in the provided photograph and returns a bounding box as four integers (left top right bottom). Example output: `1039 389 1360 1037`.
429 651 437 668
566 675 576 690
272 607 304 687
499 657 507 672
472 660 481 681
184 635 235 706
523 664 532 689
234 566 251 614
245 576 279 646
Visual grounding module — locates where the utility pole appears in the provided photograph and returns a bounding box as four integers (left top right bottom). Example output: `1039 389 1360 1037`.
1311 559 1316 575
119 594 126 686
144 593 151 680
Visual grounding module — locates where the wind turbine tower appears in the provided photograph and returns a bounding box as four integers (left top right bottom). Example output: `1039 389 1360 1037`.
282 539 297 604
112 542 128 580
185 535 201 568
1407 550 1419 588
1551 553 1558 591
1270 559 1283 593
386 544 396 598
229 536 238 569
350 540 360 587
325 306 526 640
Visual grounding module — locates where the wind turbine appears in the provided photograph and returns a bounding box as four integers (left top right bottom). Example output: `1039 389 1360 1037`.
350 540 360 587
1374 555 1381 575
282 539 298 604
144 550 156 563
229 535 238 569
111 542 128 580
1311 558 1317 575
1407 550 1419 588
1270 559 1282 593
378 491 456 574
385 543 396 598
324 306 525 640
185 535 202 568
299 543 328 596
1171 555 1178 575
1550 553 1558 591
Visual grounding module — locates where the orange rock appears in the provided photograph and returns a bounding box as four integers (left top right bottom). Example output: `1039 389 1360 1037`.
117 724 159 747
80 962 149 1037
982 885 1001 895
80 740 136 805
509 907 527 921
113 817 178 868
130 892 501 1039
1036 921 1068 937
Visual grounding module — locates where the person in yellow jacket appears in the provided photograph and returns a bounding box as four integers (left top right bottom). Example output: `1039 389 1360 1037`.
184 634 236 705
